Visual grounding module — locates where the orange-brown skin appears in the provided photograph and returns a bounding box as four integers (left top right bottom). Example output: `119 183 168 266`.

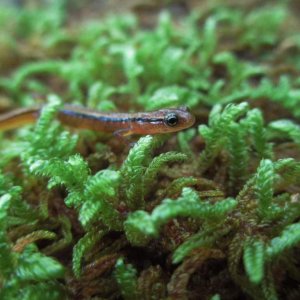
0 105 195 136
0 107 39 131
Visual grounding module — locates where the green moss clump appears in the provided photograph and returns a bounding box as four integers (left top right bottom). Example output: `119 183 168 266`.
0 1 300 299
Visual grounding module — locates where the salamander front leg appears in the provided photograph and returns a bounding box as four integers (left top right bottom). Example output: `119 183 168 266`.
113 128 133 138
113 128 135 146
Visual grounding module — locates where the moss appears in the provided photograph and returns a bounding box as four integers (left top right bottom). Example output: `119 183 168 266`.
0 1 300 299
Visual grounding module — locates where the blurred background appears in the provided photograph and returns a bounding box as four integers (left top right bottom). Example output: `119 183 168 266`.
1 0 299 116
1 0 298 22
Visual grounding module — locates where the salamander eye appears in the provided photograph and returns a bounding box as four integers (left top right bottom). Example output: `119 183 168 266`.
165 113 179 127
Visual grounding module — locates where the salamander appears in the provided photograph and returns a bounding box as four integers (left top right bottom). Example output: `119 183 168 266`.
0 105 195 136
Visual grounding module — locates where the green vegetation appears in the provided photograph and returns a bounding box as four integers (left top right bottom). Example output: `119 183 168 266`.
0 0 300 299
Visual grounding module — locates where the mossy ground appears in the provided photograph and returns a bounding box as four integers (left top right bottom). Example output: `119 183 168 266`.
0 1 300 299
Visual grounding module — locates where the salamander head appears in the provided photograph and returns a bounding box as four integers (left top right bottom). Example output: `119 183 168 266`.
159 106 195 132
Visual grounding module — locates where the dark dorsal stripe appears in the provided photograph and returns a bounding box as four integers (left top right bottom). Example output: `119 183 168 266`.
60 109 164 124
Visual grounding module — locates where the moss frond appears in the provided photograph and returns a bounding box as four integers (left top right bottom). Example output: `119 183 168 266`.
178 128 196 157
114 258 139 300
9 61 62 95
255 159 275 219
268 119 300 146
43 216 72 255
226 122 249 192
198 102 249 172
0 243 66 300
266 223 300 259
165 176 199 197
10 281 66 300
22 96 78 167
251 76 300 118
168 248 224 299
13 230 56 253
240 5 286 49
120 135 163 210
201 17 217 64
144 86 200 110
0 193 16 277
243 108 273 159
261 268 278 300
125 188 236 246
172 226 228 264
143 151 187 196
243 238 265 284
16 244 65 281
72 229 107 278
80 169 122 230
